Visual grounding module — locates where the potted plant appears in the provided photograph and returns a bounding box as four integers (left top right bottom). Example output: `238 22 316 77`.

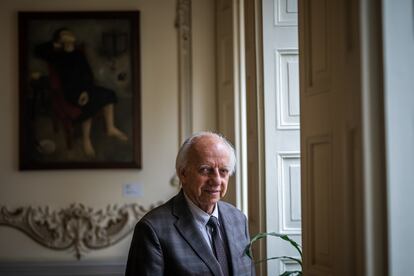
245 232 302 276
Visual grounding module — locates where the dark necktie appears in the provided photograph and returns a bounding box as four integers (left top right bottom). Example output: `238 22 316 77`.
207 216 230 276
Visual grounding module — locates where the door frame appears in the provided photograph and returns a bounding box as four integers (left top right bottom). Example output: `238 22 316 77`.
243 0 388 275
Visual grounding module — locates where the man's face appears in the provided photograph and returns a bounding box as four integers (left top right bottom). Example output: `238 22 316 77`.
179 136 232 214
59 30 76 43
59 30 76 52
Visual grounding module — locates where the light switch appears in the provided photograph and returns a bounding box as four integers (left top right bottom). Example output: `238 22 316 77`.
123 183 142 197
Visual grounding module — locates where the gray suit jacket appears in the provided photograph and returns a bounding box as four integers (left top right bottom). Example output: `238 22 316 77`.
125 190 255 276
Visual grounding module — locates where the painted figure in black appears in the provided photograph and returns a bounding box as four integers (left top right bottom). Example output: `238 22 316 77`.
35 28 127 157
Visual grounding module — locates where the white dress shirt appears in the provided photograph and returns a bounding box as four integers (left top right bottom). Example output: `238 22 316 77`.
183 192 219 252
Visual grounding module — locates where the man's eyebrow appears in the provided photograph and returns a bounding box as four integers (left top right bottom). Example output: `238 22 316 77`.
199 164 231 170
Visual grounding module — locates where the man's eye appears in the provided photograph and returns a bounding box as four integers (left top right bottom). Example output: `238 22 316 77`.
199 167 210 174
220 168 229 175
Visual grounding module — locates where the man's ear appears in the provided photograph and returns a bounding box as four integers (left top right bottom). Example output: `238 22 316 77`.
178 168 186 183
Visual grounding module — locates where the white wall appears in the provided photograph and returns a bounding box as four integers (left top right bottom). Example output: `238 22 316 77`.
0 0 216 262
382 0 414 274
192 0 216 132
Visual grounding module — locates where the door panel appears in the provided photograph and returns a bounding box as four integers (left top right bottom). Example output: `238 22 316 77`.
299 0 365 275
262 0 301 274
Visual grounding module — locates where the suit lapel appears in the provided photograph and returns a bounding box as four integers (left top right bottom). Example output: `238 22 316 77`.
219 202 245 275
172 191 223 276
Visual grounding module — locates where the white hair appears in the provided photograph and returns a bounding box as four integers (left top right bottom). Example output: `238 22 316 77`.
175 131 236 176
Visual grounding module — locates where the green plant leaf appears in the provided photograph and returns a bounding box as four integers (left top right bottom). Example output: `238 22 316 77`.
245 231 303 275
254 255 302 266
280 270 302 276
245 232 302 259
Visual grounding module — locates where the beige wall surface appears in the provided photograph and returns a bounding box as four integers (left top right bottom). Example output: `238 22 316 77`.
0 0 216 262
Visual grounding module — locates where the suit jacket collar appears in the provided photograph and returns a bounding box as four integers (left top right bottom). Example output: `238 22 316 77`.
172 190 223 276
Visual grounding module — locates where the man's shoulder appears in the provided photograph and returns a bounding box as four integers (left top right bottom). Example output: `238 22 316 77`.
218 200 246 218
218 200 241 211
140 196 175 223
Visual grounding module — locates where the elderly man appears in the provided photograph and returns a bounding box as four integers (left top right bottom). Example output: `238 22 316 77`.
125 132 255 276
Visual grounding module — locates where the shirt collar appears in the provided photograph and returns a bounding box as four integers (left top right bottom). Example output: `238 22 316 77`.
183 191 219 226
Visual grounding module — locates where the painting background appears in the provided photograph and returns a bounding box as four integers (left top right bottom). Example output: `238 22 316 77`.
25 16 136 164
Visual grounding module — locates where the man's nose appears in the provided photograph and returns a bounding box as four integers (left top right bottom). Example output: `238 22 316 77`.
209 169 221 184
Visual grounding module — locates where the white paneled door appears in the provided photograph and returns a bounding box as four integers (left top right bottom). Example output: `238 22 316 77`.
262 0 301 274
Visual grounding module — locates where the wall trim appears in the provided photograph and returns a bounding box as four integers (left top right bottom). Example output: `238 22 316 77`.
0 261 125 276
0 202 161 259
176 0 193 144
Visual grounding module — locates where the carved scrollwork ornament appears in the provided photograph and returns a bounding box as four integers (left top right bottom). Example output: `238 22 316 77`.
0 203 161 259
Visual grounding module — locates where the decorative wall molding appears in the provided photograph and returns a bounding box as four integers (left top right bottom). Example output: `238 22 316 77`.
0 202 161 259
176 0 193 144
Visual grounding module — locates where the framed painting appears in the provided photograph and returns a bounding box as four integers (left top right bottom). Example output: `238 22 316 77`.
18 11 141 170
